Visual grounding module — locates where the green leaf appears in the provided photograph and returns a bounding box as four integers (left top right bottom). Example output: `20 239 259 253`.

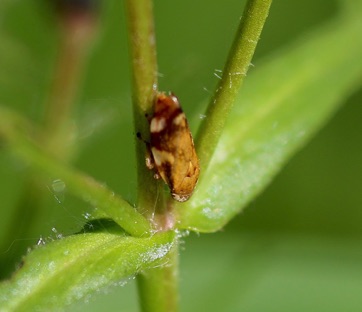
178 10 362 232
0 221 175 311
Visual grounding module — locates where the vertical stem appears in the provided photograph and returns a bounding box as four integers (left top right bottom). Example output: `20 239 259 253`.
125 0 160 215
195 0 272 172
44 13 96 160
137 241 179 312
125 2 179 311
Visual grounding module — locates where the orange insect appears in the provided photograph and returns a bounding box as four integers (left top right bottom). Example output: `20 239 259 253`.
146 92 200 202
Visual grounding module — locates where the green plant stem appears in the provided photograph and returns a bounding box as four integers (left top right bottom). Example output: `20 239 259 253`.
125 0 161 216
124 1 179 311
195 0 272 173
0 109 151 237
44 12 96 161
137 240 179 312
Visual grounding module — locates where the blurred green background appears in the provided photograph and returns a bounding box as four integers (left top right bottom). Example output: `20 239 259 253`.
0 0 361 311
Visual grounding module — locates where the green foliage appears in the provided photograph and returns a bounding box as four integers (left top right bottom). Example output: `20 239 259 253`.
178 8 362 231
0 0 361 311
0 220 174 311
0 107 151 237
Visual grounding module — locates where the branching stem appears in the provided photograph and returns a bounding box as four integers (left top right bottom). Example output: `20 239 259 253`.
195 0 272 173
